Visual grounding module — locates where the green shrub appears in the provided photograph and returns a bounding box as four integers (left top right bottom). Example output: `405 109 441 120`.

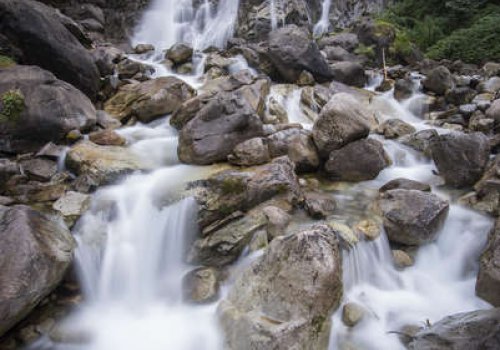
354 44 375 59
427 13 500 64
0 89 25 123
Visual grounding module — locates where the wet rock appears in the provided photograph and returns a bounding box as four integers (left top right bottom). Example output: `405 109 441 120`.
219 224 342 350
0 65 96 153
165 43 193 65
423 66 454 95
296 71 315 86
476 219 500 307
134 43 155 54
89 130 126 146
0 0 100 99
0 159 20 191
430 132 490 188
92 45 124 77
379 119 416 139
36 142 66 161
330 62 367 88
392 250 414 269
408 308 500 350
267 128 306 157
267 25 333 84
196 156 300 229
170 92 217 130
325 139 389 182
104 76 195 123
0 205 75 336
312 93 373 158
379 189 449 246
329 221 359 248
481 77 500 94
52 191 90 221
473 93 494 112
342 302 366 327
182 267 219 304
228 137 270 166
178 92 264 165
354 219 381 241
263 205 291 240
486 99 500 124
379 178 431 193
445 86 476 106
66 141 146 186
394 78 415 101
287 133 320 172
319 33 359 52
400 129 439 156
304 192 336 219
19 159 57 182
116 59 151 80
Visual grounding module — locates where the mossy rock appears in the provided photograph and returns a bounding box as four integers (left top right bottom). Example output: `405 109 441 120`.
0 89 25 123
0 55 16 68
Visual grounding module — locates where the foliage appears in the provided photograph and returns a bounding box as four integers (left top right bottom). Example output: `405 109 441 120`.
0 55 15 68
0 89 25 123
427 12 500 63
379 0 500 63
354 44 375 59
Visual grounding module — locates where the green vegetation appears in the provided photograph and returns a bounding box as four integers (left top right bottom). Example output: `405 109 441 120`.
354 43 375 59
0 89 25 123
380 0 500 63
0 55 15 68
220 176 247 195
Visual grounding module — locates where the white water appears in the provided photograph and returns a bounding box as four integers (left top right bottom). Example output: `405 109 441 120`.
313 0 332 36
133 0 240 51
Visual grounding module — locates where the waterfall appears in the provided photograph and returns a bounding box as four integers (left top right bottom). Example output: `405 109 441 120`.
313 0 332 36
133 0 240 51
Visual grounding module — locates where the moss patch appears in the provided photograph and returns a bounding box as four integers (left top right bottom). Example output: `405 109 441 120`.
0 89 25 123
0 55 15 68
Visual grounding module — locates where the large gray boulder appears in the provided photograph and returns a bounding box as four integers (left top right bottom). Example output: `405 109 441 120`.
0 0 100 99
219 224 342 350
379 189 449 246
476 219 500 307
178 92 265 165
104 77 196 123
325 138 389 181
312 93 373 157
408 309 500 350
330 62 367 88
0 205 75 336
267 25 333 84
430 132 490 188
0 65 96 153
422 66 454 96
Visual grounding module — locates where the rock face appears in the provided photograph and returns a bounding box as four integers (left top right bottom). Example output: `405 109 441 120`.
267 25 333 84
66 141 145 186
312 93 373 157
408 309 500 350
182 267 219 304
178 92 265 165
0 65 96 153
330 62 367 88
430 132 490 188
325 138 389 181
219 225 342 350
104 77 196 123
379 189 449 246
228 137 270 166
0 205 75 336
476 219 500 307
0 0 99 99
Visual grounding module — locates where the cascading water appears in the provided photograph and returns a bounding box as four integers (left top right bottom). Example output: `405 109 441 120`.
313 0 332 36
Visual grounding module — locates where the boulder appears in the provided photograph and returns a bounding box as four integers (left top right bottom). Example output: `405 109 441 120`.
400 129 438 156
0 0 99 99
312 93 373 157
287 132 320 172
423 66 454 95
394 78 415 101
304 192 336 219
408 309 500 350
165 43 193 65
324 46 353 62
325 138 389 182
267 25 333 83
342 302 366 327
104 77 195 123
219 224 342 350
379 189 449 246
318 33 359 51
430 132 490 188
178 92 264 165
486 99 500 124
195 156 301 229
228 137 270 166
476 219 500 307
19 158 57 182
379 119 416 139
0 205 75 336
66 141 146 186
182 267 219 304
89 130 126 146
0 65 96 153
263 206 291 240
330 62 367 88
392 250 414 269
379 178 431 193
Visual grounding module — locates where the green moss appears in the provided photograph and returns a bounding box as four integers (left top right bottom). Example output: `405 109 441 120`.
311 315 327 336
0 55 15 68
220 176 247 195
354 44 375 58
0 89 25 123
373 19 396 39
